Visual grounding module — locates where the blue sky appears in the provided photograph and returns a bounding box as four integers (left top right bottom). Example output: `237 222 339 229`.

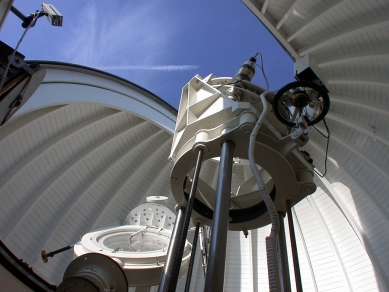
1 0 294 109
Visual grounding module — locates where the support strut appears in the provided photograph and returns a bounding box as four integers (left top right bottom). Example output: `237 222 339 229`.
199 226 209 278
184 223 200 292
158 206 185 292
158 150 204 292
286 200 303 292
41 245 73 263
278 212 291 292
204 140 235 292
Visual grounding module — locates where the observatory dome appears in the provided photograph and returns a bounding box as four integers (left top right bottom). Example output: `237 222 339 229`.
1 0 389 290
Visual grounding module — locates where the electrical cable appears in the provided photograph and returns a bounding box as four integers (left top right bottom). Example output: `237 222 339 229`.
248 91 281 292
302 102 321 126
215 74 248 90
216 53 259 90
255 52 269 90
0 11 40 91
313 118 331 177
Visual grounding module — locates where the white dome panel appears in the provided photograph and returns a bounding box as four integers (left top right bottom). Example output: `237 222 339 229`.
241 0 389 290
0 63 178 285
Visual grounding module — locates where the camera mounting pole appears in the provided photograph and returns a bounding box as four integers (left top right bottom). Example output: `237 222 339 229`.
10 3 62 28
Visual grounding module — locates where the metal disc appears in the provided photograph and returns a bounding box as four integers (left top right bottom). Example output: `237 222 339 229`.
63 253 128 292
56 277 99 292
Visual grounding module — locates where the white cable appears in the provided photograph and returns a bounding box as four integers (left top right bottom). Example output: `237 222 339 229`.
0 12 39 91
248 91 281 292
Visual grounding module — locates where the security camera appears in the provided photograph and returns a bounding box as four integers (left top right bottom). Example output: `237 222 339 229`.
41 3 62 26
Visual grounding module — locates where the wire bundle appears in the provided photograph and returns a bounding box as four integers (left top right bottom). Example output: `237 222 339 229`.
0 11 40 91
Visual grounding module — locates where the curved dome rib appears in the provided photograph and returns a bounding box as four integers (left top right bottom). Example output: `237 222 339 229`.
315 174 389 289
305 195 352 290
288 209 318 291
1 108 122 240
90 133 172 231
309 136 389 239
28 126 168 262
0 63 177 285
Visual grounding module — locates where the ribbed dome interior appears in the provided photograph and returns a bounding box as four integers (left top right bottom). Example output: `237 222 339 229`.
1 0 389 290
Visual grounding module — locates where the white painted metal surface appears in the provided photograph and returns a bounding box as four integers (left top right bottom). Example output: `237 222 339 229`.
169 73 316 231
0 0 14 29
74 203 191 288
